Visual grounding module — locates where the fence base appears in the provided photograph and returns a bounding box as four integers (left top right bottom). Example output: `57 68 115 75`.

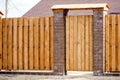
0 71 64 75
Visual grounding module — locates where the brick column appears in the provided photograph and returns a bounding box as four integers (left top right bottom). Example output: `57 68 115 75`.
53 9 68 75
93 10 107 76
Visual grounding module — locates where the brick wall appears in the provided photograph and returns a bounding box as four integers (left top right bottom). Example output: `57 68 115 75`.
53 9 68 75
93 10 105 76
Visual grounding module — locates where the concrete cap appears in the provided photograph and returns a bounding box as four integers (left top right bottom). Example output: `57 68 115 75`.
52 3 110 11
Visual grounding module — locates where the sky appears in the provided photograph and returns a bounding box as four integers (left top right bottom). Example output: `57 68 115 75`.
0 0 41 17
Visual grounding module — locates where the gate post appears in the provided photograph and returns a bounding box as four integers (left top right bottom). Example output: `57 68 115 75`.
93 10 107 76
52 9 68 75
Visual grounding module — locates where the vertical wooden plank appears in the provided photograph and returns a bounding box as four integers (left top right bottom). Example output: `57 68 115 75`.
85 15 90 71
118 15 120 71
115 15 118 71
66 16 70 71
28 17 34 70
108 15 112 72
73 16 78 71
105 15 110 72
69 16 74 70
81 16 85 71
49 17 54 70
2 18 8 70
40 17 45 70
0 18 2 69
111 15 117 71
45 17 50 70
33 18 39 70
89 16 93 71
18 18 23 70
23 18 28 70
7 18 13 70
77 16 82 70
13 18 18 70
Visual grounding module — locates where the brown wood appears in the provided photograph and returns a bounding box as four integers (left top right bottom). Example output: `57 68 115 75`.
111 15 117 71
89 16 93 71
13 18 18 70
118 15 120 71
81 16 85 71
66 16 70 70
18 18 23 70
50 17 54 70
45 17 50 70
33 18 39 70
69 16 74 70
0 18 2 69
105 15 110 72
73 16 78 71
77 16 82 70
40 17 45 70
28 18 34 70
23 18 29 70
2 18 8 69
7 18 13 70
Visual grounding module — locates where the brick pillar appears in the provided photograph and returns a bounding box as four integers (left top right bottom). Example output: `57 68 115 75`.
93 10 107 76
53 9 68 75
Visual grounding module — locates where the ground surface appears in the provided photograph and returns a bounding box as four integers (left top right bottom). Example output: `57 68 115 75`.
0 71 120 80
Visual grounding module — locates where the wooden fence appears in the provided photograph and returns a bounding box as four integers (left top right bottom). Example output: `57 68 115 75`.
1 15 120 72
105 15 120 72
66 15 93 71
0 17 54 70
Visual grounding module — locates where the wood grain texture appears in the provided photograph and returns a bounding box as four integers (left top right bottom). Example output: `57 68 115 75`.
7 18 13 70
28 18 34 70
0 18 2 69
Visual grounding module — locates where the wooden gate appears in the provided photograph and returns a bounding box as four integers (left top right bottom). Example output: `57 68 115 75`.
66 15 93 71
105 15 120 72
0 17 54 70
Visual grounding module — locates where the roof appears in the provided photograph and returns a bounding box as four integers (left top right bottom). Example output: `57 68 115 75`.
23 0 120 17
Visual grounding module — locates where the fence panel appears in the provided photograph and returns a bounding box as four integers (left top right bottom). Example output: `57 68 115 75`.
66 15 93 71
105 15 120 72
0 17 54 70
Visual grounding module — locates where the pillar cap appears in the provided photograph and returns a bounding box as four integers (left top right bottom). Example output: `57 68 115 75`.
51 3 110 11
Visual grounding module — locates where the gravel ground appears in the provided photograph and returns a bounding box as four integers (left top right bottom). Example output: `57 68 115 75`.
0 71 120 80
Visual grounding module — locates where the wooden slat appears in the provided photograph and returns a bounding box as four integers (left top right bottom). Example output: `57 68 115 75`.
77 16 82 70
69 16 74 70
115 15 118 71
40 17 45 70
45 17 50 70
23 18 29 70
33 18 39 70
109 15 112 71
73 16 78 71
66 16 70 70
13 18 18 70
105 15 110 72
85 15 90 71
28 18 34 70
118 15 120 71
89 16 93 71
2 18 8 69
18 18 23 70
7 18 13 70
111 15 117 71
0 18 2 69
49 17 54 70
81 16 85 71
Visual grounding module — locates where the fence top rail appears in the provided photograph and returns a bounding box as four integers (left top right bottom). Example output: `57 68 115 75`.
51 3 110 11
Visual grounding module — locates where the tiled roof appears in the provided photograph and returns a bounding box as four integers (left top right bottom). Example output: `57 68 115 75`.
23 0 120 17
